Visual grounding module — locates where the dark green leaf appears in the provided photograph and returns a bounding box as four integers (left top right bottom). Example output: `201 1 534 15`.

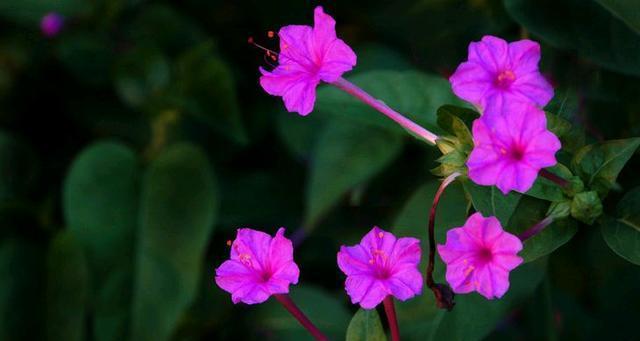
507 196 578 262
0 0 89 25
571 138 640 197
304 120 403 228
114 47 171 109
0 239 46 340
601 186 640 265
56 33 114 85
525 164 571 202
346 308 387 341
46 232 89 341
175 42 248 145
276 109 325 160
132 143 218 341
504 0 640 76
315 70 462 135
462 179 522 225
62 141 140 341
253 286 350 341
436 105 478 147
595 0 640 34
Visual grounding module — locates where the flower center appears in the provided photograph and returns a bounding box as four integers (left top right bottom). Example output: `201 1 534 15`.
477 247 493 263
495 70 516 89
260 271 272 283
500 144 525 161
369 248 391 279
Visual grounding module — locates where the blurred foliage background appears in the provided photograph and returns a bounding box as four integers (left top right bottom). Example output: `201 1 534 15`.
0 0 639 340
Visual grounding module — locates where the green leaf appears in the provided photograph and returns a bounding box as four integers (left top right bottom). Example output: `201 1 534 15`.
253 286 350 341
315 70 462 135
276 109 325 160
601 186 640 265
62 141 140 341
462 179 522 225
393 180 468 339
46 232 89 341
595 0 640 35
174 42 248 145
504 0 640 76
436 105 478 147
114 47 171 109
63 141 139 283
56 33 114 85
132 143 218 341
571 138 640 197
0 239 46 340
304 120 403 228
507 196 578 263
346 309 387 341
429 258 548 341
524 164 571 202
0 0 90 25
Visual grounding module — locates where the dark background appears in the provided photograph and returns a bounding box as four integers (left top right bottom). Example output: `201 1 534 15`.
0 0 639 340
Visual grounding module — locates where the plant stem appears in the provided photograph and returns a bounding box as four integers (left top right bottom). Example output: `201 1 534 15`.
331 77 439 145
426 172 461 288
383 296 401 341
274 294 328 341
539 169 569 188
518 216 554 242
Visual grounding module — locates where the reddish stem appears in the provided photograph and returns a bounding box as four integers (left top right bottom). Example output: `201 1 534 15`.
383 296 401 341
427 172 460 288
539 169 569 188
331 77 439 145
274 294 328 341
518 216 554 242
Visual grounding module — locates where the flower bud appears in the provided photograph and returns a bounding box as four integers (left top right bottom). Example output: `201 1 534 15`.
571 191 603 225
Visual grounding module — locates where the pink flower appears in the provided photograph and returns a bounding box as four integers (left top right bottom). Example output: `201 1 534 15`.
215 227 300 304
259 6 357 116
40 12 64 38
449 35 553 112
437 213 523 299
467 101 561 194
337 227 423 309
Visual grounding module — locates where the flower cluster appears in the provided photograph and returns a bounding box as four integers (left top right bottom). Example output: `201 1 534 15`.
450 36 561 194
216 226 423 309
214 6 573 339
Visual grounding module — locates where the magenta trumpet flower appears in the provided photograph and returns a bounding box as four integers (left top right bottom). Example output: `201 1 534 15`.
449 35 553 112
259 6 357 116
337 226 423 309
467 101 561 194
215 227 300 304
437 213 523 299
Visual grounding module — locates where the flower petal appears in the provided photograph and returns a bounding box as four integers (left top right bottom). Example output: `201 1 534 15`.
468 35 509 73
387 269 423 300
338 245 373 276
508 40 541 75
450 61 493 106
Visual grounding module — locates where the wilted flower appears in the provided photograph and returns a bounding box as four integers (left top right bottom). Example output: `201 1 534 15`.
259 6 357 116
215 228 300 304
467 101 561 194
449 35 553 112
437 213 523 299
40 12 64 38
337 227 422 309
